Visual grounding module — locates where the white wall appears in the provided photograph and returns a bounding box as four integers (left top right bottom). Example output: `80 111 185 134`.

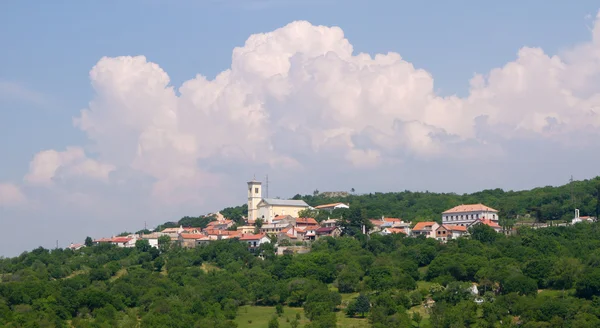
442 210 498 226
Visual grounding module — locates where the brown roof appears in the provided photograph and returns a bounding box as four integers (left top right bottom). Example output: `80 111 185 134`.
303 225 320 231
413 221 438 231
296 218 318 225
473 219 500 228
316 227 337 233
443 204 498 214
386 228 407 234
180 233 205 239
443 225 468 232
314 202 346 209
370 219 386 226
383 218 403 223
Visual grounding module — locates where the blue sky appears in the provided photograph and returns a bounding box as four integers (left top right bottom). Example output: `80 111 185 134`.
1 1 600 255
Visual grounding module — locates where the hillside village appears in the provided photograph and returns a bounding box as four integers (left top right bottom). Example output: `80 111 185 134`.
75 178 598 252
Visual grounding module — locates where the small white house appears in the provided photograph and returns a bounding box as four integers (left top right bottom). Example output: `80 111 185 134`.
239 233 270 252
572 209 597 224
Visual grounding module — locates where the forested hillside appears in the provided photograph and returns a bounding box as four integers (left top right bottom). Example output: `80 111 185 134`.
152 177 600 231
3 223 600 327
289 176 600 223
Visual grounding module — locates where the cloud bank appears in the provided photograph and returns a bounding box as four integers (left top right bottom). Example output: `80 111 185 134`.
3 12 600 255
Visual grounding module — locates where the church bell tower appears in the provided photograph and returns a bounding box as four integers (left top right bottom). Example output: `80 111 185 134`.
247 178 262 222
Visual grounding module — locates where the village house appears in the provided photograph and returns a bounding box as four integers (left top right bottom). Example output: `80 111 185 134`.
442 204 499 227
140 232 161 248
178 233 205 248
239 233 270 252
435 225 468 242
468 218 502 233
237 225 255 234
296 217 318 227
301 225 320 241
277 226 298 243
320 218 339 228
67 243 84 251
206 219 234 230
203 229 241 240
93 236 137 248
273 215 296 226
377 227 408 236
260 222 294 234
412 222 440 238
315 226 342 238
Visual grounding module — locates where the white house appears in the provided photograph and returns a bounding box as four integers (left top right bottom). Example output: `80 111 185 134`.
572 209 597 224
442 204 499 227
412 222 440 238
239 233 270 252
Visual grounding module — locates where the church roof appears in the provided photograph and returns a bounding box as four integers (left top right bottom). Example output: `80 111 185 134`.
260 198 309 207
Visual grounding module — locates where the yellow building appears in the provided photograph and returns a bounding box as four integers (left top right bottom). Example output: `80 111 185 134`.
256 198 310 223
247 178 309 223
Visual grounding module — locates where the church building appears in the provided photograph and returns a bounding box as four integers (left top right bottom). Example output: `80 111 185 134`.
247 178 310 223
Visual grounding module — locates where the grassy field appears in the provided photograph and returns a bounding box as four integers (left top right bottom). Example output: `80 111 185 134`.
235 306 307 328
236 304 371 327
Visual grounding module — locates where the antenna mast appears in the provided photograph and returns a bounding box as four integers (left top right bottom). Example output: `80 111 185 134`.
265 174 269 198
570 175 575 209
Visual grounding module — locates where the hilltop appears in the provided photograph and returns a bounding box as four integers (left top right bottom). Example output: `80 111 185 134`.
153 176 600 231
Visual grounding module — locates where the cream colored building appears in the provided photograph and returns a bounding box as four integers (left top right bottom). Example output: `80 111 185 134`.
257 198 310 223
246 178 310 223
247 179 263 222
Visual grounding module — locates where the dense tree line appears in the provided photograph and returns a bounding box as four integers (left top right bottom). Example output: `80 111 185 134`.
291 177 600 223
153 177 600 230
3 221 600 326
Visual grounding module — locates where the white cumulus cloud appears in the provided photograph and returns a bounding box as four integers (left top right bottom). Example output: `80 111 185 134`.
0 183 26 206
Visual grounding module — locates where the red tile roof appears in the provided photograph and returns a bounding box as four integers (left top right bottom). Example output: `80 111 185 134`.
413 222 438 231
443 204 498 214
383 218 403 223
110 237 132 243
296 218 318 225
180 233 205 239
386 228 407 234
476 219 500 228
370 219 385 226
443 225 468 232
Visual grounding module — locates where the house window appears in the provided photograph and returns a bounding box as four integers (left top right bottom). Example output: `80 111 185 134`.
255 188 259 194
